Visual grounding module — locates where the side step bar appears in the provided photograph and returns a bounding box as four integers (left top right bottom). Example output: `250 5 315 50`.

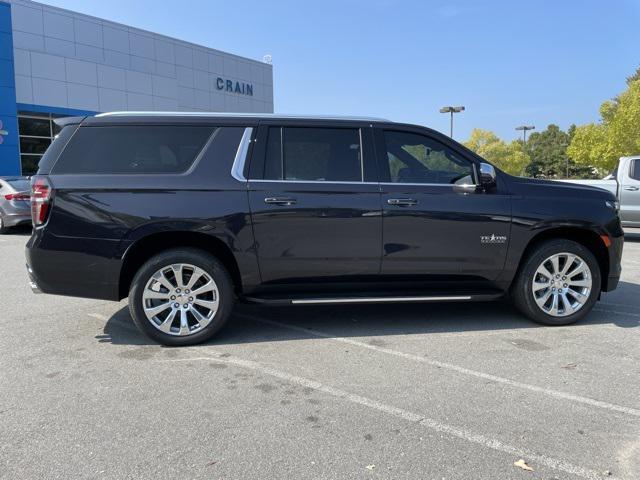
242 294 505 305
291 296 472 305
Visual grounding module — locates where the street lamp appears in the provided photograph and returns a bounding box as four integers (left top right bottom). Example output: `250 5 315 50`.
515 125 535 144
439 106 465 138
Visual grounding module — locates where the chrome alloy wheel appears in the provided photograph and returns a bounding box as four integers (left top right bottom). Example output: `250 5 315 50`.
532 252 592 317
142 263 219 336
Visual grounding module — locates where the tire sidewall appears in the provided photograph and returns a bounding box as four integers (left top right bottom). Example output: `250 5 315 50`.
129 249 234 346
514 240 601 325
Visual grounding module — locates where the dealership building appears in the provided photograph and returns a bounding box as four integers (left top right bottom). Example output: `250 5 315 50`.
0 0 274 176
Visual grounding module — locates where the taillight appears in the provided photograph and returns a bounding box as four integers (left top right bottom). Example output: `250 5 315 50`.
31 175 52 226
4 192 30 201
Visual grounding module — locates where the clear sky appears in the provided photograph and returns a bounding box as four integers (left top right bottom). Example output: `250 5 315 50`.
37 0 640 141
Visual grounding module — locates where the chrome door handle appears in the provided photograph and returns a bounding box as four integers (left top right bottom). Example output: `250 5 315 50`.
387 198 418 206
623 186 639 191
264 197 297 206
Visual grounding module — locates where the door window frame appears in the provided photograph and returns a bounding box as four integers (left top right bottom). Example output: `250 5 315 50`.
247 121 379 184
373 126 479 187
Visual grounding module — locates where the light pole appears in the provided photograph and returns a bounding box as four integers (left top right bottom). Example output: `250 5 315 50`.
439 106 465 138
515 125 535 145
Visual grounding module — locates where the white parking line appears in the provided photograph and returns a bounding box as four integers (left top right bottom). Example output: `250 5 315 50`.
161 353 618 480
237 314 640 418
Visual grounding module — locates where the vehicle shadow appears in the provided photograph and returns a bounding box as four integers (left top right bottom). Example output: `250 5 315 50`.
2 225 31 235
99 281 640 346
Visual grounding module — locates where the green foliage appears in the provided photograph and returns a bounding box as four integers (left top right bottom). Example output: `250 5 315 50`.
568 77 640 173
523 124 592 178
463 129 529 176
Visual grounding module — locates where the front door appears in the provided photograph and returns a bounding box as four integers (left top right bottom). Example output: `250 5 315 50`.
620 157 640 226
247 124 382 285
375 127 511 284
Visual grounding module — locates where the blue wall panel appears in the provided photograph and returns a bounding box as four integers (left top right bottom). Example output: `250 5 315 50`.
0 1 20 176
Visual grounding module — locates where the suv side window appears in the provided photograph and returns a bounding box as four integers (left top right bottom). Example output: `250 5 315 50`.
630 159 640 181
52 125 214 174
382 130 474 185
263 127 363 182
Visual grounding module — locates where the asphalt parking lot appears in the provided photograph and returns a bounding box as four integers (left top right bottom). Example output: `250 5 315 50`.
1 228 639 480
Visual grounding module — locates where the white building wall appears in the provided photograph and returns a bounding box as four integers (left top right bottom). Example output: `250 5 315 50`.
7 0 274 113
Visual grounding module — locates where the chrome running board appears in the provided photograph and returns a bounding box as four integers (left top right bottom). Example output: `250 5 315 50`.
290 296 472 305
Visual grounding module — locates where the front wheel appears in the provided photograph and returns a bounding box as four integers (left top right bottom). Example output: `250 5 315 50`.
129 248 235 346
512 239 601 326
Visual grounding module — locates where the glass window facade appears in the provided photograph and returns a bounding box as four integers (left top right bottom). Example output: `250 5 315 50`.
17 112 64 175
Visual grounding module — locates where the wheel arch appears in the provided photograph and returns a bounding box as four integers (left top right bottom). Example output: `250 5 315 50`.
118 231 243 300
515 227 610 291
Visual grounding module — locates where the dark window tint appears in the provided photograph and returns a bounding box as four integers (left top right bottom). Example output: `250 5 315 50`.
263 127 362 182
18 117 51 137
20 136 51 154
52 126 214 174
383 130 474 185
630 159 640 181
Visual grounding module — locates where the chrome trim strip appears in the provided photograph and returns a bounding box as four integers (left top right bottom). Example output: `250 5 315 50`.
249 179 379 185
380 182 478 187
291 296 472 305
96 112 391 122
231 127 253 182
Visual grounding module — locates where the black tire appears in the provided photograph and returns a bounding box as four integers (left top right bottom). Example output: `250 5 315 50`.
129 248 235 346
512 239 601 326
0 215 9 234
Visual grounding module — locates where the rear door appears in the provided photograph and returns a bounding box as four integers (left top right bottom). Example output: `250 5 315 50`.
246 121 382 285
375 126 512 283
619 158 640 226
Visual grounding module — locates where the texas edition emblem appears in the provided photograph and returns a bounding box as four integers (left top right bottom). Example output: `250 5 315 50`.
481 234 507 244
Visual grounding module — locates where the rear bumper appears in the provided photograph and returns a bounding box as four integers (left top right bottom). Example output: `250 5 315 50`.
25 229 123 301
3 213 31 227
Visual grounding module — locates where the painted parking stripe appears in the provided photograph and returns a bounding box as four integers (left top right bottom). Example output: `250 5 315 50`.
161 353 618 480
238 314 640 418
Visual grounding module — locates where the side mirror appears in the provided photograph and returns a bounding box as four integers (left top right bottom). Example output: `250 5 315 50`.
478 163 497 190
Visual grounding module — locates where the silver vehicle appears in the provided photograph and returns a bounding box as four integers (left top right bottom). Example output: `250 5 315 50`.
564 156 640 228
0 177 31 234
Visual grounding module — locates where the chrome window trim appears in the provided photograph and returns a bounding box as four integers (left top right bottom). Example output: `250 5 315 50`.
248 179 379 185
230 127 254 182
379 182 478 187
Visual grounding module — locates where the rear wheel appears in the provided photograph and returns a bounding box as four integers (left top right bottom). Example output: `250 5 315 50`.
129 248 234 346
512 239 601 325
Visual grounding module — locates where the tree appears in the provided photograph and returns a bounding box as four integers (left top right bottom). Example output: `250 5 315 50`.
523 124 593 178
524 124 569 177
464 128 529 176
568 71 640 173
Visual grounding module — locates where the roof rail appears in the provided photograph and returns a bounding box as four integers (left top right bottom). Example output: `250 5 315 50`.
94 111 391 122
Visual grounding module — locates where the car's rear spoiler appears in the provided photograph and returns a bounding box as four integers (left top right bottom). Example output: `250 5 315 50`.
53 116 87 128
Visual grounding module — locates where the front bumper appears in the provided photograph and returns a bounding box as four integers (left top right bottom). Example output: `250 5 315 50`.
602 231 623 292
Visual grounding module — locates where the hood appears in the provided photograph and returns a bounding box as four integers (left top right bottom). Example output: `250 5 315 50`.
507 176 616 201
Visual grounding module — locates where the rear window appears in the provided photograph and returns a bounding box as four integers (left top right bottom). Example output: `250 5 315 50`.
6 179 30 191
52 125 214 174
